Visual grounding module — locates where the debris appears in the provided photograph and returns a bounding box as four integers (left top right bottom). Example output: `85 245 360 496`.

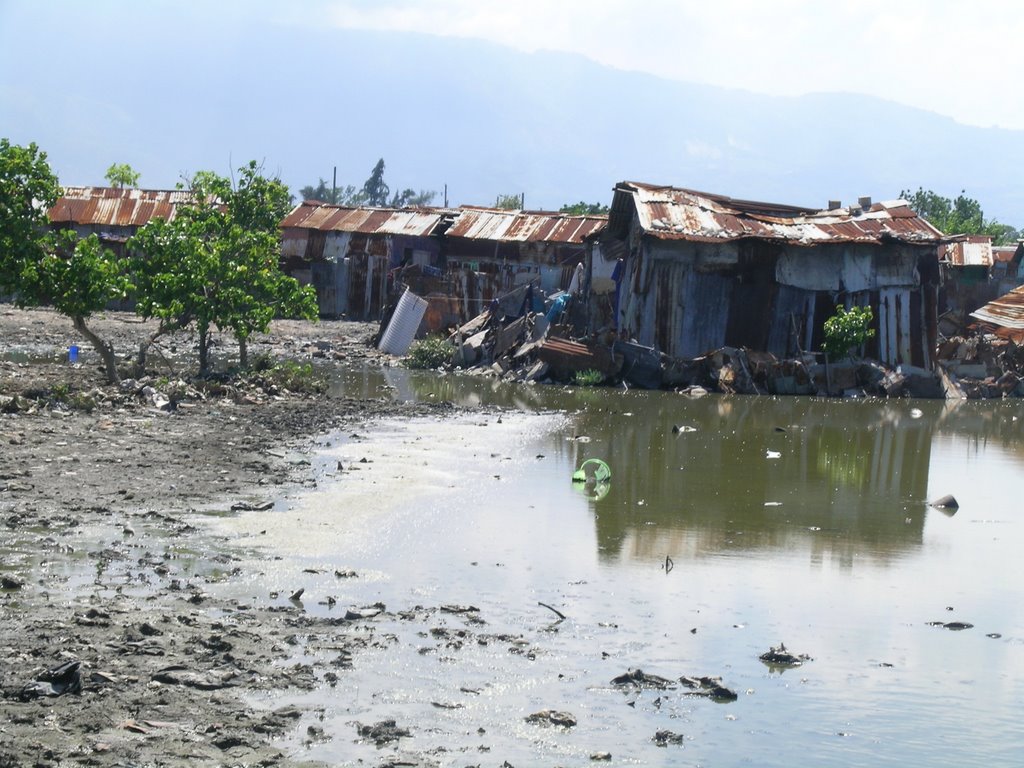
653 730 684 747
678 675 738 701
20 660 83 699
572 458 611 484
538 601 567 620
355 719 411 746
759 643 811 667
525 710 577 728
230 500 274 511
930 494 959 511
611 668 676 690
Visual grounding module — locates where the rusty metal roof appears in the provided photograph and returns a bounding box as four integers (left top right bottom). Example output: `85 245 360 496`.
48 187 196 227
446 207 606 244
610 181 945 246
281 201 452 237
971 285 1024 330
942 236 993 267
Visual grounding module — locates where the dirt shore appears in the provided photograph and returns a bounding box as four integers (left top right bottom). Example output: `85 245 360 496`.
0 307 456 767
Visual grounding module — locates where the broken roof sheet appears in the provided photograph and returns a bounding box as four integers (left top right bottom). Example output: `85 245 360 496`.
446 207 606 244
48 187 196 227
971 284 1024 330
942 236 993 267
610 181 945 246
281 201 451 237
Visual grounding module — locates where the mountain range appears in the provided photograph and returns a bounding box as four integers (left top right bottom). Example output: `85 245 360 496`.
1 11 1021 223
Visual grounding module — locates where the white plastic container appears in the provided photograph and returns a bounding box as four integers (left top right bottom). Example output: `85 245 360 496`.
378 288 429 356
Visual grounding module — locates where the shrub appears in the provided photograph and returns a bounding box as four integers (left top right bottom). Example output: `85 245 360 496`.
267 360 326 393
573 368 605 387
404 336 453 370
823 305 875 360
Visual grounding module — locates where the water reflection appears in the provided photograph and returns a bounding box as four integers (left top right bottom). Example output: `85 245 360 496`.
326 365 1024 573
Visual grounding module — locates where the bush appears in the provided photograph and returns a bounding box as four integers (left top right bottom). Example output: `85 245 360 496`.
267 360 326 393
404 336 453 370
573 369 605 387
823 305 875 360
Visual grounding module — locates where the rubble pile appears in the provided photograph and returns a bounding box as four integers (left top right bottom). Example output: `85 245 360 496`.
405 304 1024 400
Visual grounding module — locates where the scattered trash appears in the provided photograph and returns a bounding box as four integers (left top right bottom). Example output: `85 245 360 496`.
930 494 959 511
679 675 738 702
20 660 82 699
355 719 411 746
928 621 974 631
611 668 675 690
759 643 811 668
572 458 611 484
671 424 697 434
765 450 781 459
653 729 684 747
525 710 577 728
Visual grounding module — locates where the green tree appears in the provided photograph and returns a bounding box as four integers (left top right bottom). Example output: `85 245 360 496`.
0 139 60 289
362 158 390 206
389 188 436 207
900 187 1019 245
495 193 522 210
1 140 130 383
822 305 875 361
104 162 140 188
559 201 609 215
298 177 365 206
130 162 318 374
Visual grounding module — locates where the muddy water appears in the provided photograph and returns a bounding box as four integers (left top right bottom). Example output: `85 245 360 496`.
214 369 1024 767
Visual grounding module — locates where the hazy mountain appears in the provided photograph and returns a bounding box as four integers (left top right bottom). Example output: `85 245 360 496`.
1 11 1021 222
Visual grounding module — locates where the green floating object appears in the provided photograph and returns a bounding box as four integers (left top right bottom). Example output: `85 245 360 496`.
571 458 611 484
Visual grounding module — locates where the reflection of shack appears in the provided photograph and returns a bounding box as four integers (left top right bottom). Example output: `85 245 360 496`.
597 183 946 369
443 207 606 325
280 202 454 319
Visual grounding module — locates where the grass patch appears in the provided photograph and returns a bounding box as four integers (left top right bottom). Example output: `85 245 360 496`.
404 336 453 370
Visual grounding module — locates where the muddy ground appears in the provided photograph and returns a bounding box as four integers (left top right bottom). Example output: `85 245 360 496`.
0 307 463 767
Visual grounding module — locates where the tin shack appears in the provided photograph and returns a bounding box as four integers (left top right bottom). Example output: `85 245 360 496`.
600 182 946 368
443 207 606 323
279 202 453 319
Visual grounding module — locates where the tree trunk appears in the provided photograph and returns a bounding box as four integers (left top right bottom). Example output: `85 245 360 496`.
72 315 120 384
198 325 210 377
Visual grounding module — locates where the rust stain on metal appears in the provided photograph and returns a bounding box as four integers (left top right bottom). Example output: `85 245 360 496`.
48 187 196 227
611 182 945 246
446 207 606 244
942 236 993 267
537 336 619 378
282 201 450 237
971 284 1024 330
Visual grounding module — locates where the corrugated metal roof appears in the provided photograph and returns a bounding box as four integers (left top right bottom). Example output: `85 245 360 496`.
446 207 606 244
610 181 945 246
281 201 451 237
48 187 196 227
992 245 1021 264
971 285 1024 330
942 236 993 267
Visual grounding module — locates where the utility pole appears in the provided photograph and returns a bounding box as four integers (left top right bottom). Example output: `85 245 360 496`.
332 166 337 204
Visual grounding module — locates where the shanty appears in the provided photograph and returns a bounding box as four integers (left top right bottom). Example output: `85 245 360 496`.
594 182 946 369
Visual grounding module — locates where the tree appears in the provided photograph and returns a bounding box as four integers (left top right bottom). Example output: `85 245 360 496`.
298 177 365 206
389 188 436 207
495 193 522 210
0 139 60 290
104 162 140 188
1 140 129 383
900 187 1019 245
362 158 390 206
129 162 318 375
823 305 875 361
560 201 609 215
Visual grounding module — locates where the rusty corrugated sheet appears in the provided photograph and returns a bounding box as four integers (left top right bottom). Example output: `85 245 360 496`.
281 201 450 237
447 207 606 244
613 182 945 246
942 236 993 267
537 336 620 378
48 187 195 226
970 285 1024 330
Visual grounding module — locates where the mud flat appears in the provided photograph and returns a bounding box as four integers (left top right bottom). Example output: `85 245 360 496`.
0 307 459 767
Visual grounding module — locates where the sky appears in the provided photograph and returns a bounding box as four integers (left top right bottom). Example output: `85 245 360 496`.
294 0 1024 131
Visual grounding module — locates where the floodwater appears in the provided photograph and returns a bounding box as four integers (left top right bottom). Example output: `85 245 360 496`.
212 367 1024 767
